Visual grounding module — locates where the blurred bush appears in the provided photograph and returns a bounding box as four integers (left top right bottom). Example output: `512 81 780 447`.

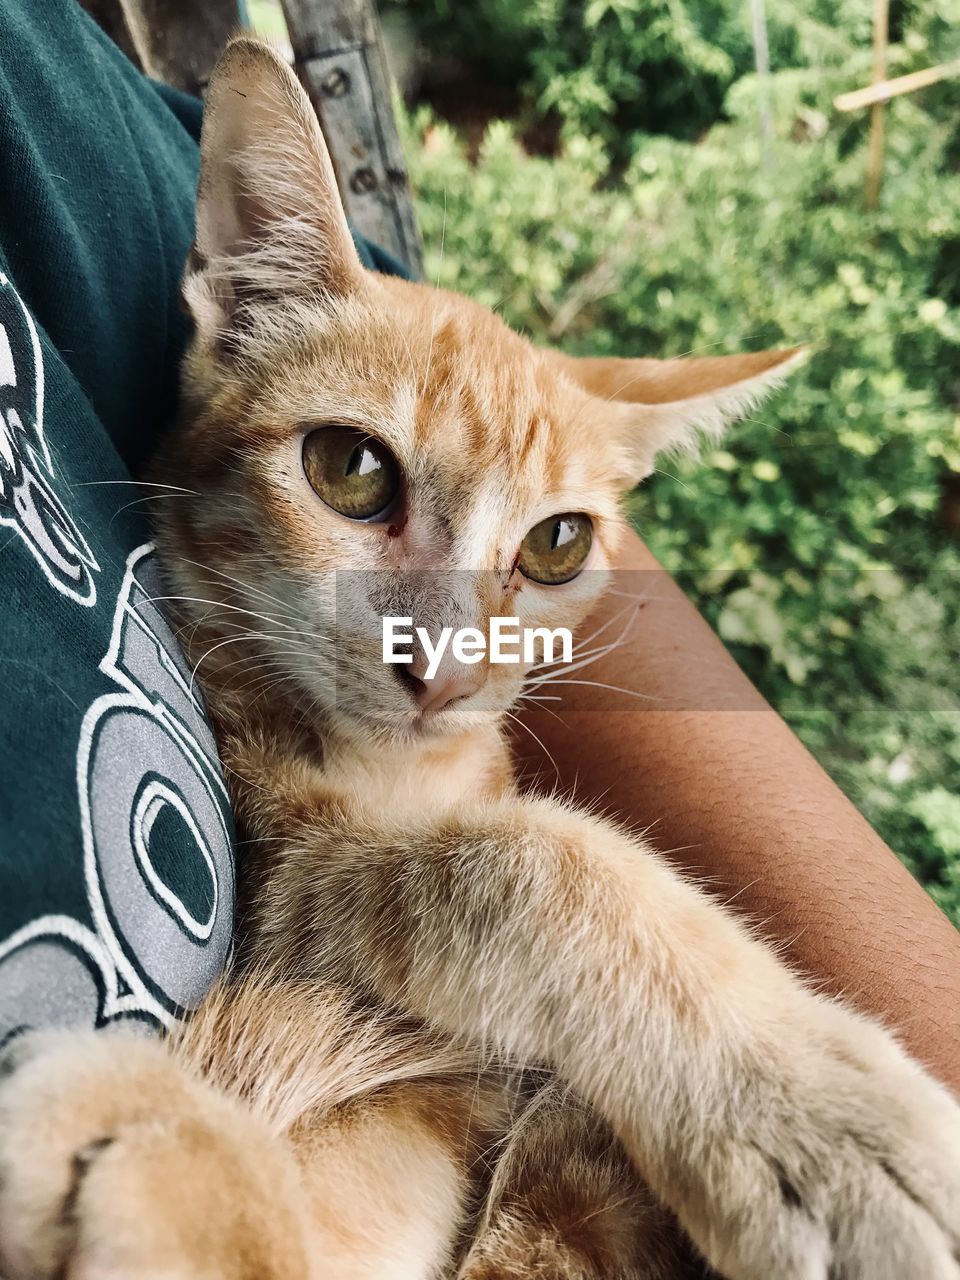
386 0 876 155
395 0 960 920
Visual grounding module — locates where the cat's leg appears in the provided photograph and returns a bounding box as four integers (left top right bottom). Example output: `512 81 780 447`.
291 1071 510 1280
458 1077 705 1280
0 982 504 1280
180 978 511 1279
259 794 960 1280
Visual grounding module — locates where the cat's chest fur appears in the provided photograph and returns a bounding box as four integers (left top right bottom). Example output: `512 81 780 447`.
218 703 518 968
215 696 515 846
318 722 516 821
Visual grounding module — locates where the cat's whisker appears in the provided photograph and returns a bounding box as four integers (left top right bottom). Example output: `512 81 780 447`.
168 583 309 640
168 608 313 658
208 622 323 659
528 635 625 681
529 606 640 685
224 653 313 706
188 630 311 695
651 465 692 494
567 600 642 654
209 638 312 677
107 491 201 526
145 593 312 639
71 479 201 495
514 694 566 730
418 186 447 400
503 708 560 782
198 633 311 666
528 663 616 688
529 676 662 703
237 673 305 709
604 587 655 601
532 649 618 682
193 582 304 626
175 556 304 615
527 632 633 686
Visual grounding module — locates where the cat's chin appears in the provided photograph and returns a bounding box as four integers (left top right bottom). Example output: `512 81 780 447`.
403 710 469 741
319 703 483 747
397 703 498 744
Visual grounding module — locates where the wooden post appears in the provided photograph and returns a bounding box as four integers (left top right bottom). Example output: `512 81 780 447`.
78 0 142 67
866 0 890 208
115 0 241 96
281 0 424 276
750 0 772 155
83 0 424 276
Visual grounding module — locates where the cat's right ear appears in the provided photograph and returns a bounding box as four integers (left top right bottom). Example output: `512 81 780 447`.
546 347 805 484
183 37 364 343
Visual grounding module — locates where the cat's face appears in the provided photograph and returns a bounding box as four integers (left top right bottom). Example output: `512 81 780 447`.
155 39 798 746
163 273 637 743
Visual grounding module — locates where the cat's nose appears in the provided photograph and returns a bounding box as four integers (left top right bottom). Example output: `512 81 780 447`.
396 655 486 716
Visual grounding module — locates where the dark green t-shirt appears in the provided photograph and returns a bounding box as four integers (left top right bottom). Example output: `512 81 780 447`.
0 1 235 1040
0 1 408 1042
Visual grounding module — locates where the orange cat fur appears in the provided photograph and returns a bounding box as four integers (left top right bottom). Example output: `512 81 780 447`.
0 38 958 1280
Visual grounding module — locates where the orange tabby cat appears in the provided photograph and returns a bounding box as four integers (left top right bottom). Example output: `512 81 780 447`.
0 38 958 1280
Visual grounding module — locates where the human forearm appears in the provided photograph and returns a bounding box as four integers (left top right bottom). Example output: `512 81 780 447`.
516 529 960 1095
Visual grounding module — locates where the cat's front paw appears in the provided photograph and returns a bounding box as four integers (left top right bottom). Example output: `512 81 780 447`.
698 1002 960 1280
0 1028 311 1280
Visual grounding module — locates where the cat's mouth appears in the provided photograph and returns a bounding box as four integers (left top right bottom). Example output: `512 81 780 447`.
393 665 485 723
364 663 493 741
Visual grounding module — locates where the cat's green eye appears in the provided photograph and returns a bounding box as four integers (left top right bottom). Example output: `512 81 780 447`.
518 513 593 585
302 426 400 521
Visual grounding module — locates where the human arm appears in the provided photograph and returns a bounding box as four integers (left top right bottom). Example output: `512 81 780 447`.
515 529 960 1095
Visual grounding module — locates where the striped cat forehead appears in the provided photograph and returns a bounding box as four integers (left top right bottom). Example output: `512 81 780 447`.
219 285 622 520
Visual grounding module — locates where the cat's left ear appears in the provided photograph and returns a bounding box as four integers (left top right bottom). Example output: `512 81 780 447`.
184 37 364 339
547 347 806 484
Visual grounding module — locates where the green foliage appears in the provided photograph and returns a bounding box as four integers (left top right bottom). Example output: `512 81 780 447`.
400 4 960 921
245 0 288 41
388 0 871 156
